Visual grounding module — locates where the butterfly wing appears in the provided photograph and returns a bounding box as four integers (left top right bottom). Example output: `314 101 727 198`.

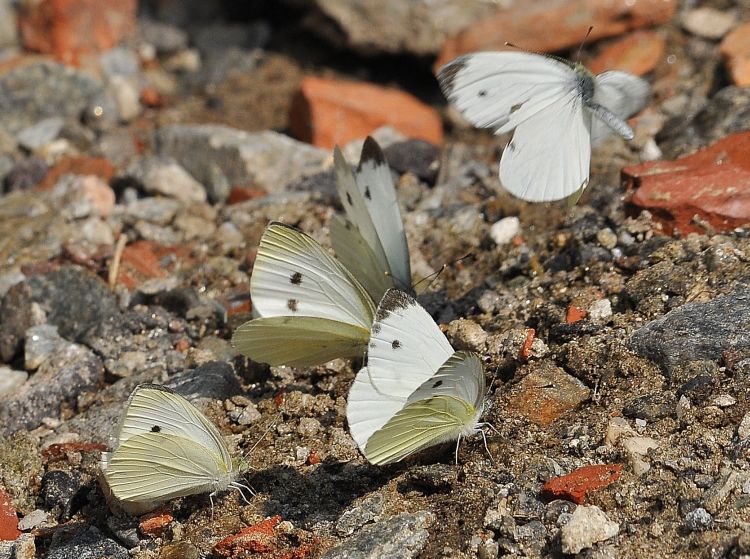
437 52 577 135
249 221 375 327
590 71 649 145
232 315 370 367
362 351 485 465
346 289 454 452
331 138 412 299
112 384 232 469
104 432 231 502
499 92 592 202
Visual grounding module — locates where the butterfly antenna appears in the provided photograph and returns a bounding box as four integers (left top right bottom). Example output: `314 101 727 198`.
478 428 495 465
242 418 278 460
412 252 473 294
576 26 594 62
504 41 573 68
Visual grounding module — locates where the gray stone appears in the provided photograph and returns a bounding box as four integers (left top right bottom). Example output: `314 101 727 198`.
682 507 712 532
98 47 140 79
383 139 440 183
323 511 434 559
681 8 735 40
156 124 327 200
139 18 189 54
16 117 65 151
628 288 750 376
3 157 47 192
560 505 620 555
0 344 104 435
107 75 141 122
0 61 103 134
306 0 494 56
702 470 749 514
47 526 128 559
660 87 750 158
622 392 676 422
335 493 385 536
17 509 48 531
0 265 121 361
490 216 521 246
24 324 69 371
125 196 181 225
0 366 27 396
164 361 243 402
0 0 18 49
123 155 206 202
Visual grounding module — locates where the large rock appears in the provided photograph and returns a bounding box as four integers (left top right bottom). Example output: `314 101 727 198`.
304 0 494 56
0 343 104 435
0 266 121 362
628 288 750 376
0 60 103 133
156 125 327 200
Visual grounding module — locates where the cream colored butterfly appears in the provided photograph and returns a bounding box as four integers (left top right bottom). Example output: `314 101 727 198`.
347 289 489 465
101 384 251 508
233 138 412 367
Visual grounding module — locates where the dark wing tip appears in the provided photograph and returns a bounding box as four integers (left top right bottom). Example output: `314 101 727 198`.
359 136 387 171
374 288 415 322
437 56 468 96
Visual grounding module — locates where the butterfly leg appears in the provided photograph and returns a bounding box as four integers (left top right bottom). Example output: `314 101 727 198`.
454 434 463 465
479 428 495 465
209 492 216 520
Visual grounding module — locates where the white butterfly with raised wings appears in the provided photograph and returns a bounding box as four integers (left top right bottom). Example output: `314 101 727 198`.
233 138 412 367
101 384 250 508
438 51 649 203
347 289 489 465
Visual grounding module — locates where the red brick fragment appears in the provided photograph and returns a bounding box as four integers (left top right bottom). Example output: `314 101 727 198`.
213 515 282 557
623 131 750 235
227 186 267 205
542 464 623 504
0 489 20 541
139 508 174 538
588 30 665 76
290 76 443 149
519 328 535 360
566 305 588 324
18 0 137 66
37 156 115 191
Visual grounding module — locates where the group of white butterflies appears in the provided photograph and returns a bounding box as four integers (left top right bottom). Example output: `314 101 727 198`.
101 49 648 508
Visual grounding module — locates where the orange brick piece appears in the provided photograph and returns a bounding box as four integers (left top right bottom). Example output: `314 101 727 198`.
214 516 282 557
290 76 443 149
542 464 623 504
19 0 137 66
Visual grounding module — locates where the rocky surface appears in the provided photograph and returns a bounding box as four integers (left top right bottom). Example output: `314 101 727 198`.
0 1 748 558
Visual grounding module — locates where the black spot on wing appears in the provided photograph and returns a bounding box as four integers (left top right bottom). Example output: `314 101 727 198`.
506 141 516 152
437 57 468 96
364 186 371 200
287 299 298 312
359 136 387 171
432 380 443 388
151 425 161 433
371 324 381 335
478 90 487 97
374 289 415 322
391 340 401 349
510 102 523 113
346 192 353 206
290 272 302 285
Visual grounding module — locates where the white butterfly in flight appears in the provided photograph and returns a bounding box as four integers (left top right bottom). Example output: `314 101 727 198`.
438 51 649 203
101 384 251 509
347 289 489 465
232 138 411 367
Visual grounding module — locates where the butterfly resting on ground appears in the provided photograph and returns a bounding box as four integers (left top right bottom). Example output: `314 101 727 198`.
232 138 412 367
347 289 490 465
438 51 649 203
101 384 251 510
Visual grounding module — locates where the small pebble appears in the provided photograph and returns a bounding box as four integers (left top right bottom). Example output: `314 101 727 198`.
587 299 612 322
490 216 520 245
560 505 619 554
682 7 736 40
596 228 617 250
683 507 712 532
738 412 750 439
